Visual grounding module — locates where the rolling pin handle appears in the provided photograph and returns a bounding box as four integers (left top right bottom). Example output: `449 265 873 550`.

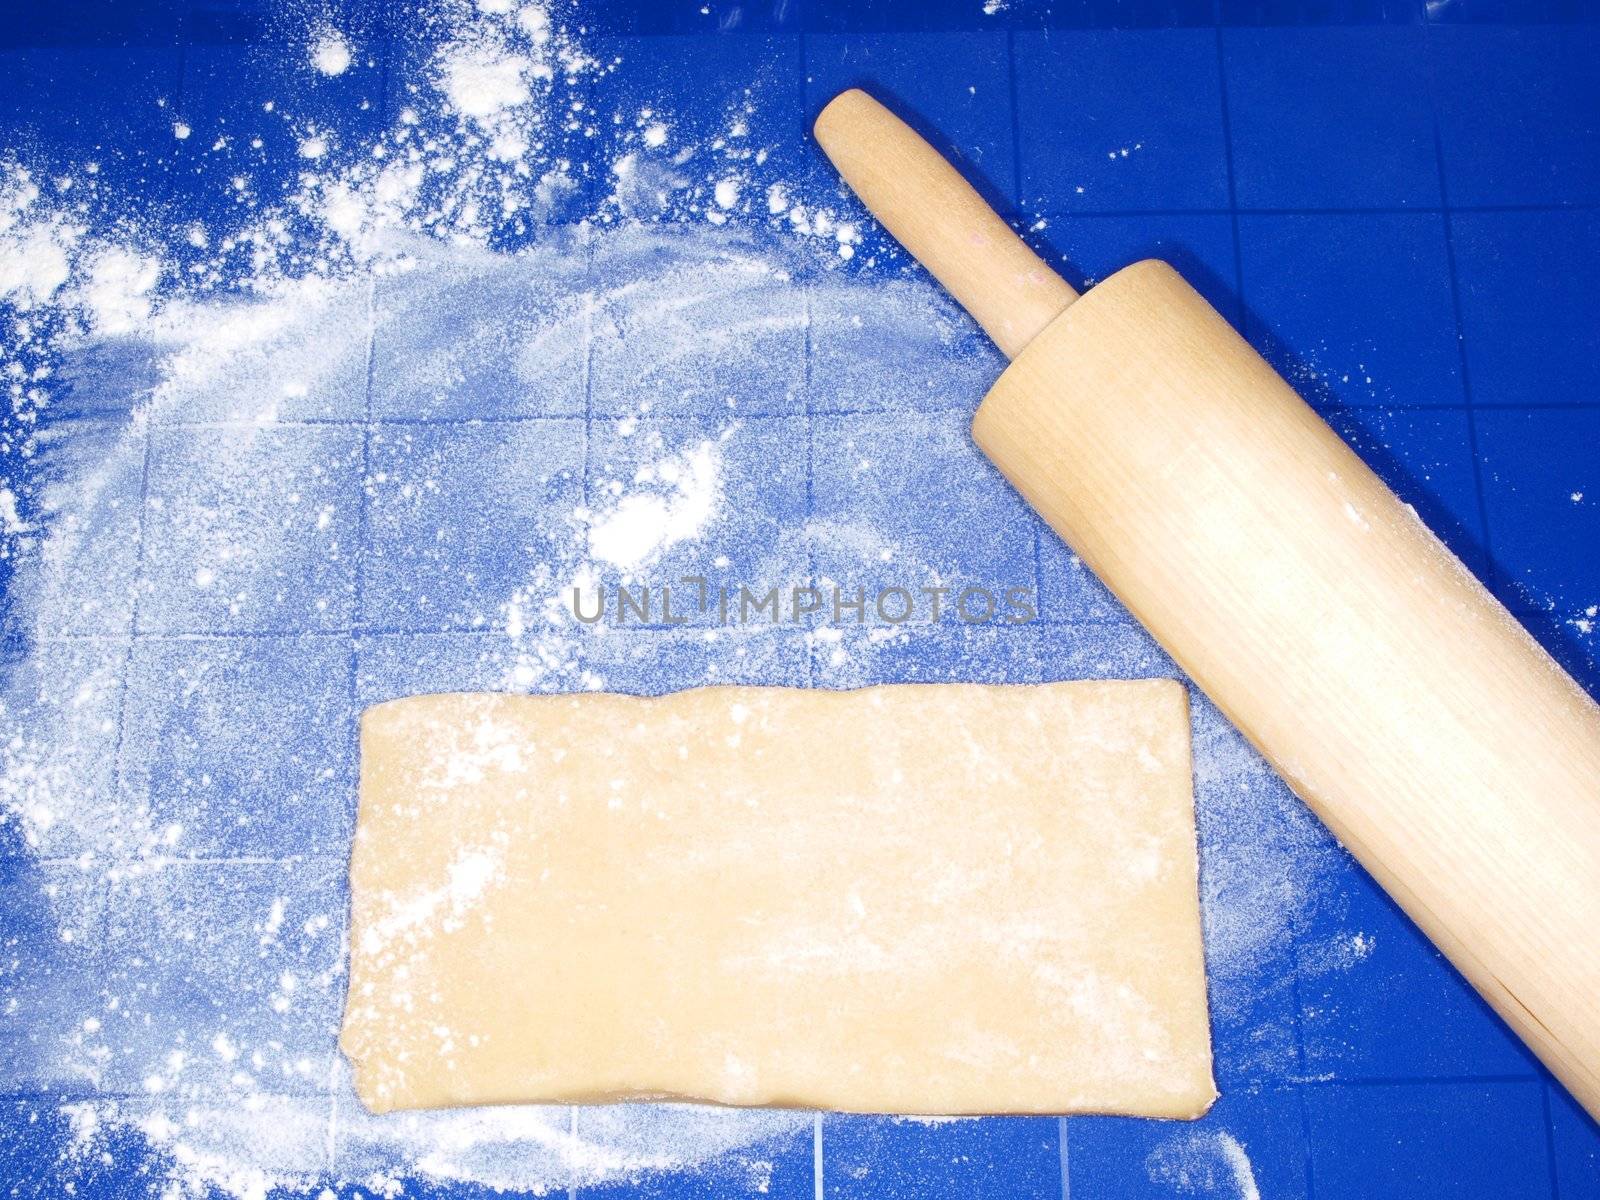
813 89 1077 360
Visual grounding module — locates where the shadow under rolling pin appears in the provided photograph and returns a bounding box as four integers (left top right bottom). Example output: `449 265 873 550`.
813 87 1600 1120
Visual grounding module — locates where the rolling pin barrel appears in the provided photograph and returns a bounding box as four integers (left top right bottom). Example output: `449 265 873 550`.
815 87 1600 1119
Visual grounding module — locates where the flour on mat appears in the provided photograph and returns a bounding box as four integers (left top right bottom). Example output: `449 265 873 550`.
588 438 724 572
310 27 354 77
1145 1129 1262 1200
1190 695 1344 1074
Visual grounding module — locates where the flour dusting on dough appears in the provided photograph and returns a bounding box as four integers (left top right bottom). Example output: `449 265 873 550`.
360 848 505 956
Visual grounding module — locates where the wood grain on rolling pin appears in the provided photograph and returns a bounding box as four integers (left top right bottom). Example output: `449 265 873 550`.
817 88 1600 1119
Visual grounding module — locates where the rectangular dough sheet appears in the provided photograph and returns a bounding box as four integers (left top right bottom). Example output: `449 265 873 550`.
341 680 1215 1118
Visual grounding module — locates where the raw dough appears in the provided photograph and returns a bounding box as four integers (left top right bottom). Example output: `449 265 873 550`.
341 681 1215 1117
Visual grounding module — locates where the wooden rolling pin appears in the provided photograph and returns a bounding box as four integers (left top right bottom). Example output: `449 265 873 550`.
814 88 1600 1118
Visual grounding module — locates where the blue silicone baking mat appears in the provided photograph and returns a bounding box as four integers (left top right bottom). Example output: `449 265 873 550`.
2 0 1597 1195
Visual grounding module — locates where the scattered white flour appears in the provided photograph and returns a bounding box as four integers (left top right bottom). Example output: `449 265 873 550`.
1191 694 1343 1074
1299 928 1377 977
310 27 354 77
0 486 29 533
0 168 80 307
1146 1129 1261 1200
438 41 532 119
77 246 162 336
589 439 724 572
